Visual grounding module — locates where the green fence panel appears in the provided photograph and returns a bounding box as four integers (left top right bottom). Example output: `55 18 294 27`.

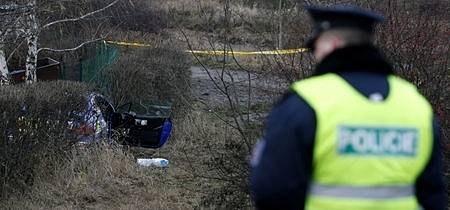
81 43 119 91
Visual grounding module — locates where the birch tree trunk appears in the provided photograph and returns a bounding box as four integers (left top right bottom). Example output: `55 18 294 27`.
0 44 9 86
22 0 119 84
25 0 38 84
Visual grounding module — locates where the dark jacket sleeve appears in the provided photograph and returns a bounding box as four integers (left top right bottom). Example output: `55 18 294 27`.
250 93 316 210
415 117 448 210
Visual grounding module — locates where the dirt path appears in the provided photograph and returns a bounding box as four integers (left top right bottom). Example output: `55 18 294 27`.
190 66 288 107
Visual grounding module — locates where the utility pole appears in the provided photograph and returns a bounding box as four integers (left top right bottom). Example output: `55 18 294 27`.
277 0 283 49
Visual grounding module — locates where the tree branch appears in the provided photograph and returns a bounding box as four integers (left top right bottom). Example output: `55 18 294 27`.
41 0 120 29
37 38 104 53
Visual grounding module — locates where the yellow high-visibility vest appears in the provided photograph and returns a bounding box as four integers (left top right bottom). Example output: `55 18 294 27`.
290 73 433 210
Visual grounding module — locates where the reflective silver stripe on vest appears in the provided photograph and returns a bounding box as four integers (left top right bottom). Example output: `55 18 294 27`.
309 183 414 199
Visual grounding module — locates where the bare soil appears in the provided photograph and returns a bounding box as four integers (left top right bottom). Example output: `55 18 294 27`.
190 66 288 107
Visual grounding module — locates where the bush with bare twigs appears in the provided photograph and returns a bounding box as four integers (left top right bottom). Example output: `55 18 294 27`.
0 81 92 199
102 45 192 116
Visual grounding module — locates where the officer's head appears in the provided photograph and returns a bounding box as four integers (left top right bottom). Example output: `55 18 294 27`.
305 5 384 61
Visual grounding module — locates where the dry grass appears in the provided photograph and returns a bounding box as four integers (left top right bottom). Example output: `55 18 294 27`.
1 142 199 209
0 109 255 209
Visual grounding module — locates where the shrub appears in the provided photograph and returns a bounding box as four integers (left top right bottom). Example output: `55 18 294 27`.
103 46 192 117
0 81 93 199
108 0 169 33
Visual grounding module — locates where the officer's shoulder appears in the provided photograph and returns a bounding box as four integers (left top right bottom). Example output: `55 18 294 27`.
273 90 315 113
391 75 420 90
293 73 336 83
291 73 337 90
269 91 317 131
273 91 297 107
391 75 433 107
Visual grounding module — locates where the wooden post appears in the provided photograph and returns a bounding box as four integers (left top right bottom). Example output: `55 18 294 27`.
278 0 283 49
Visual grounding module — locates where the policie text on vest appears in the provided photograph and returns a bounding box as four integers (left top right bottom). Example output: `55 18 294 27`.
338 125 418 157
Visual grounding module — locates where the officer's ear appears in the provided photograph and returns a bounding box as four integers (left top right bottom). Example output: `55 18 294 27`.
313 33 345 61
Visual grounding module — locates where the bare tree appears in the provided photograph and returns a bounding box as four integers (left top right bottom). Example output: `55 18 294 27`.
0 0 120 84
0 2 31 85
178 0 301 206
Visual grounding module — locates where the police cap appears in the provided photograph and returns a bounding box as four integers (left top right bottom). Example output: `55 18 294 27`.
305 5 384 50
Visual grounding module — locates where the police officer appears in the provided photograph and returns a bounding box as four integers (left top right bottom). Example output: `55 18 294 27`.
250 5 447 210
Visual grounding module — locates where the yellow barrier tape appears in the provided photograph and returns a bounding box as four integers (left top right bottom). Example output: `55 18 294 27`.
106 40 152 47
106 40 309 55
186 48 308 55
